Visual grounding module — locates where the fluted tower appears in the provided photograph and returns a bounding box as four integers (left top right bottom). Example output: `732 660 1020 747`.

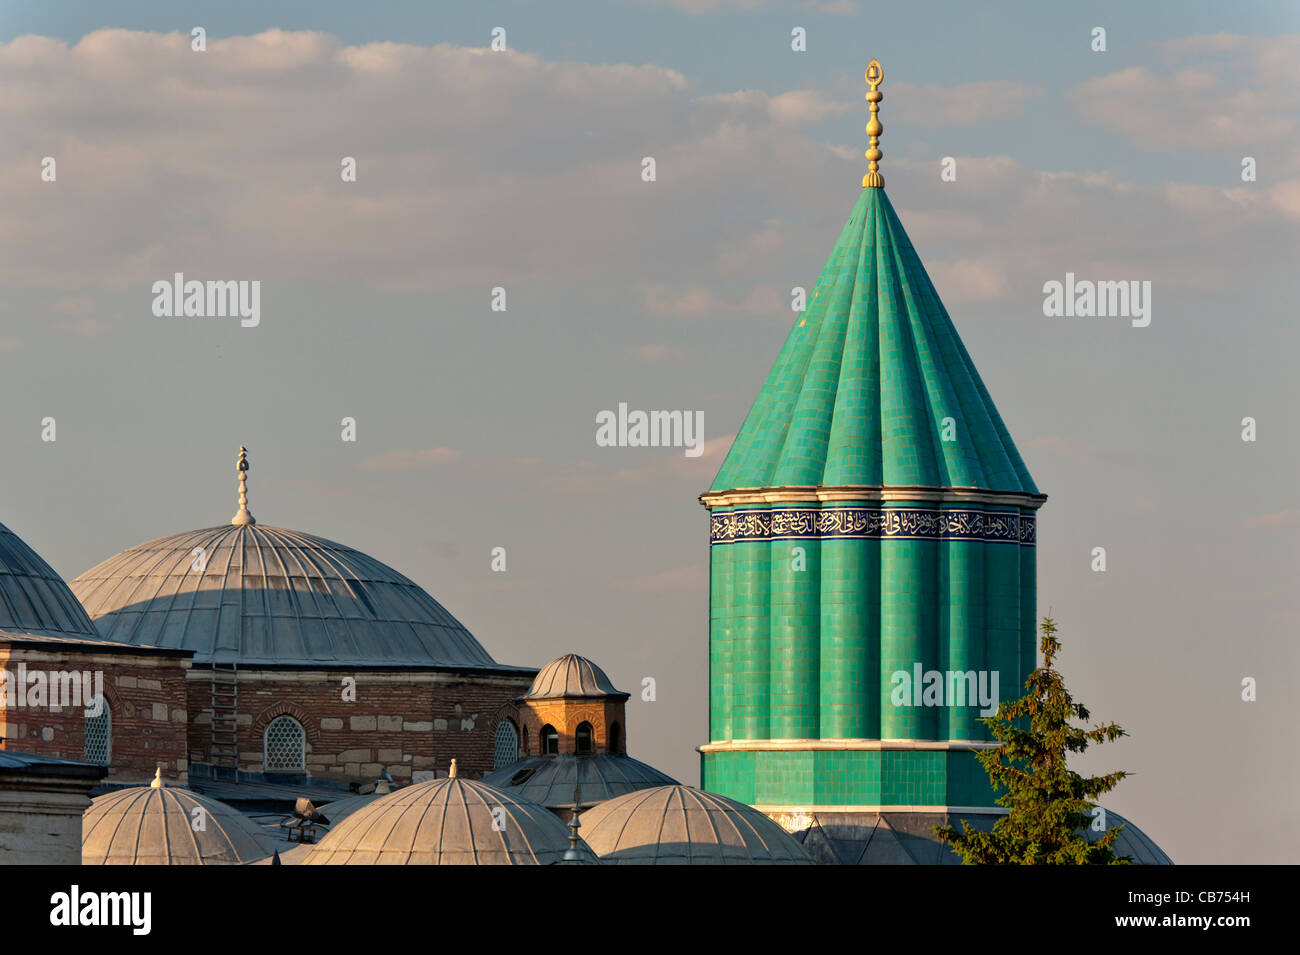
699 61 1046 831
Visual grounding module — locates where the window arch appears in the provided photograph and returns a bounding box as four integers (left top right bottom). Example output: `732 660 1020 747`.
263 715 305 772
493 719 520 770
83 695 111 765
540 724 559 756
522 724 530 756
608 721 622 755
575 721 594 755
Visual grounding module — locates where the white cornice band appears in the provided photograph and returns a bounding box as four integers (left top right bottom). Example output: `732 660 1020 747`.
758 804 1009 816
698 739 1002 753
700 485 1048 510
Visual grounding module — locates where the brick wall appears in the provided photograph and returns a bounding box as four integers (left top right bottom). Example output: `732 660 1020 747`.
519 698 627 756
186 667 532 782
0 646 191 786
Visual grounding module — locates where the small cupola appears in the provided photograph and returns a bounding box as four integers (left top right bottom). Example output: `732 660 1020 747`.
519 654 630 757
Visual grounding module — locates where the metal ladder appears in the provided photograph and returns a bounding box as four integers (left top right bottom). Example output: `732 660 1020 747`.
209 662 239 775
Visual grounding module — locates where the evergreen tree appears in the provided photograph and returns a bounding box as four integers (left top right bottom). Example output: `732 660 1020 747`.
936 616 1131 864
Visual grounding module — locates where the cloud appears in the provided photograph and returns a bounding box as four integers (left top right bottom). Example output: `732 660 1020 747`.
359 446 462 471
635 0 764 12
925 257 1010 303
1024 436 1106 465
798 0 860 14
0 29 853 296
1069 34 1300 154
491 433 733 496
888 80 1038 126
632 344 681 362
1242 509 1300 530
641 283 783 318
3 27 1295 331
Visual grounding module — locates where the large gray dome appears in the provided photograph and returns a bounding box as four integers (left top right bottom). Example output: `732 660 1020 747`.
0 520 100 639
70 523 503 669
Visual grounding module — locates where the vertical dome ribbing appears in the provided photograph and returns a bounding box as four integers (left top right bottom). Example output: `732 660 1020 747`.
701 185 1045 814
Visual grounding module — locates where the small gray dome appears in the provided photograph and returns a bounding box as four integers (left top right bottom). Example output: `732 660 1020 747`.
0 520 99 639
481 754 677 810
784 807 1174 865
83 779 275 865
579 785 814 865
71 524 507 669
303 772 598 865
525 653 628 700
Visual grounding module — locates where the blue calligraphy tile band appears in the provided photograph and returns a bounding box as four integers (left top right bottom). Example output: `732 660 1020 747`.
709 506 1034 546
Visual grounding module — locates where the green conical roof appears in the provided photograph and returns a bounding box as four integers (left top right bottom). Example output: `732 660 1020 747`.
712 187 1037 495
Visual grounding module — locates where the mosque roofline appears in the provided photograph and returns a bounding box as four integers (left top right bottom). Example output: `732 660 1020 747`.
701 485 1048 509
0 631 196 656
191 657 537 675
0 748 109 780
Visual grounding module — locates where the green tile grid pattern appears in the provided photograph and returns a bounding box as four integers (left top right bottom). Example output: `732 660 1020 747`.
711 187 1037 494
704 187 1042 810
701 748 998 808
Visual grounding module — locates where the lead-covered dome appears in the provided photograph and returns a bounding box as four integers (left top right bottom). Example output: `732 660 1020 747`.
525 653 629 700
83 773 274 865
578 785 814 865
481 753 677 810
68 448 507 669
0 520 100 640
303 764 598 865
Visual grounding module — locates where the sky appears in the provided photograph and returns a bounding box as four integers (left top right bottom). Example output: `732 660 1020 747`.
2 1 1298 863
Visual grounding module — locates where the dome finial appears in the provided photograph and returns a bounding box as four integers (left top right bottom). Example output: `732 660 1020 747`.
151 766 164 788
448 758 458 779
563 784 585 862
232 446 255 525
862 58 885 189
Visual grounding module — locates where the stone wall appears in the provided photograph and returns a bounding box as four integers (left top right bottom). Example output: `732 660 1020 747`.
519 697 626 756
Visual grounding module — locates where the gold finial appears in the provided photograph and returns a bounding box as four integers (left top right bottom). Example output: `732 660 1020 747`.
448 758 458 779
232 446 255 526
862 58 884 189
150 766 164 788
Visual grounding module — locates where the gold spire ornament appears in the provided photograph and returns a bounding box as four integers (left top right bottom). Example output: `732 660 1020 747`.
232 445 255 526
862 58 884 188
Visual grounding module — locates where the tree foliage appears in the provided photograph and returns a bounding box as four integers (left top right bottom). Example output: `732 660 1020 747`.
936 616 1131 864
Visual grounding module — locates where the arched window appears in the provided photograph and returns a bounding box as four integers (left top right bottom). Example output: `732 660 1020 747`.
522 724 530 756
263 715 305 772
493 720 520 770
608 721 622 755
575 721 594 755
83 696 111 765
540 724 559 756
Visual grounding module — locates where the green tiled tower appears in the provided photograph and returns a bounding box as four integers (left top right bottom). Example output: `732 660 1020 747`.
700 60 1046 821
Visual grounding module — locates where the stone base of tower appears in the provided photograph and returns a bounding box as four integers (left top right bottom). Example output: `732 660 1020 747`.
700 743 1000 809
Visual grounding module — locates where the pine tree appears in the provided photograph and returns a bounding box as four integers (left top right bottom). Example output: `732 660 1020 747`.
936 616 1131 864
